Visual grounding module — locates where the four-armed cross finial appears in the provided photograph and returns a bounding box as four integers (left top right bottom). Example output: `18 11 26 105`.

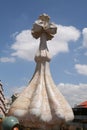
32 14 57 62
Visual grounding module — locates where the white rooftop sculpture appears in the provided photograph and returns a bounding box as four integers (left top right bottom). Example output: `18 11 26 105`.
8 14 74 129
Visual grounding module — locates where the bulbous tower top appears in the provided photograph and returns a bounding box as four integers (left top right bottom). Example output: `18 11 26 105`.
8 14 74 129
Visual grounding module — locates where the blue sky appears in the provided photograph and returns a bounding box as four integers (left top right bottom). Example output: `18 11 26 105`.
0 0 87 106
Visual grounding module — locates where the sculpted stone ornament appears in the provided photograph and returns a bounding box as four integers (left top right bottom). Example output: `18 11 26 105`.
32 13 57 40
32 14 57 63
8 14 74 129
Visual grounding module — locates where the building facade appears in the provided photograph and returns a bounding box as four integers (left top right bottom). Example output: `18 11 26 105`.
0 81 6 117
65 101 87 130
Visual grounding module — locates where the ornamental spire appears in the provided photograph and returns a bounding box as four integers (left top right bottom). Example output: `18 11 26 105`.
8 14 74 129
32 14 57 63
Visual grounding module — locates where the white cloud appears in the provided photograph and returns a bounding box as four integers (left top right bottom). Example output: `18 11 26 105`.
9 83 87 107
48 25 80 57
75 64 87 75
11 30 39 61
57 83 87 107
4 84 26 97
82 28 87 48
0 57 15 63
74 58 79 63
64 70 75 76
11 25 80 61
10 31 19 38
12 86 25 94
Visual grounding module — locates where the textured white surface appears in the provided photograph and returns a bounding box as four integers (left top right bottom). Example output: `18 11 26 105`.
8 14 74 128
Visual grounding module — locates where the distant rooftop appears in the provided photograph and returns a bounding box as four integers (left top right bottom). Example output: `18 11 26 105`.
77 101 87 108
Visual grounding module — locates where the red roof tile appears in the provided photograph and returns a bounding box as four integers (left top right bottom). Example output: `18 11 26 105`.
78 101 87 108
